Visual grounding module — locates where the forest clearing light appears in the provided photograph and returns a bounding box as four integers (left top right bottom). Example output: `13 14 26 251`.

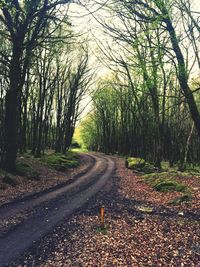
69 0 200 77
69 0 200 121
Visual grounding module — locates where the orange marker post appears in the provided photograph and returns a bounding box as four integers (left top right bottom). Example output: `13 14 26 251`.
100 206 105 229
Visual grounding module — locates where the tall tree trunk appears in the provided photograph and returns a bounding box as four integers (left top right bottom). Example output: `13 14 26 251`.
4 91 18 171
179 123 195 171
3 44 22 171
164 16 200 137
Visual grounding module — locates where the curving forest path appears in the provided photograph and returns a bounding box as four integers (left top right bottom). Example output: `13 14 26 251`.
0 153 115 267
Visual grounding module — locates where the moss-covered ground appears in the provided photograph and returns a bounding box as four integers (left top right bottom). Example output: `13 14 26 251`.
125 157 200 205
40 152 80 172
0 151 80 193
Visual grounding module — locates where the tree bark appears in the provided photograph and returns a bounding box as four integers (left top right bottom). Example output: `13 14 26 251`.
3 43 22 171
164 16 200 137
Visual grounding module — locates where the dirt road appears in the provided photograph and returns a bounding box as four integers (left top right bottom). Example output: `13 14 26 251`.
0 153 115 267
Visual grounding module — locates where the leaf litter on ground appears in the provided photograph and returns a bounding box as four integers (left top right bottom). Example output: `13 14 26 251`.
11 156 200 266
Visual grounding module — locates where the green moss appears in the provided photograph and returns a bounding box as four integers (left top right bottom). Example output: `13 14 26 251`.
62 159 79 168
160 161 200 177
143 172 190 193
126 157 145 169
161 161 170 170
42 152 80 172
2 175 18 187
143 172 175 185
16 161 40 180
169 194 192 205
16 161 30 175
153 180 187 193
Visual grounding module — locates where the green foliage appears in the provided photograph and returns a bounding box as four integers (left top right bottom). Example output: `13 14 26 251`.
79 83 121 153
79 114 98 150
161 161 200 175
16 160 40 180
70 140 81 149
2 175 18 187
41 152 80 172
126 157 145 169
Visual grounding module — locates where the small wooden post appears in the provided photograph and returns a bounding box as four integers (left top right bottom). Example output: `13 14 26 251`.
100 206 105 229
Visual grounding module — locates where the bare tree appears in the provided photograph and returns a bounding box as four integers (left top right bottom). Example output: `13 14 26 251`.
0 0 72 171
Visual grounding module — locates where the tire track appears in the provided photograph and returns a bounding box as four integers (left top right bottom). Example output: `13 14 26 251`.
0 154 98 220
0 153 115 267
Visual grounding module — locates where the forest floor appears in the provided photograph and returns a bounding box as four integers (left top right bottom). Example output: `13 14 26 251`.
0 152 91 205
7 155 200 267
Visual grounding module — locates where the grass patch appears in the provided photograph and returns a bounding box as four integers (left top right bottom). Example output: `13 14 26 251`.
16 160 40 180
95 227 108 235
41 152 80 172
